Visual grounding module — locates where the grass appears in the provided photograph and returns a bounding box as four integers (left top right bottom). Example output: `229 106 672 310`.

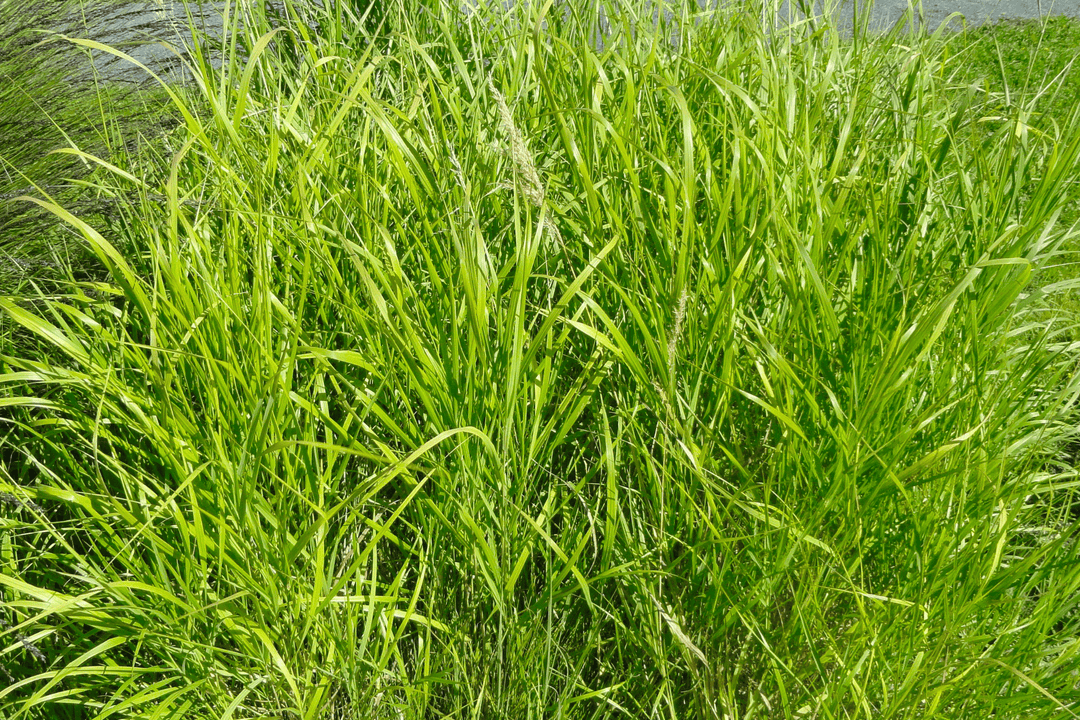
939 13 1080 332
1 0 1080 717
946 14 1080 139
0 0 178 298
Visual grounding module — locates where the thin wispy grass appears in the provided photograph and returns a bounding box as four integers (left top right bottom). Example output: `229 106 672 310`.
1 0 1080 717
0 0 180 304
940 13 1080 340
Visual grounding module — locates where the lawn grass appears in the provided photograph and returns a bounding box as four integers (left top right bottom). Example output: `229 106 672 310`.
2 0 1080 717
938 13 1080 334
944 13 1080 141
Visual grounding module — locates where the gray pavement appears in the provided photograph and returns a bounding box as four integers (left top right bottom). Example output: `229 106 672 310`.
69 1 228 82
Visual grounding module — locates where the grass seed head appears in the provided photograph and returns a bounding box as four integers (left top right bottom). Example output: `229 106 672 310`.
488 77 561 249
488 78 544 209
667 288 689 383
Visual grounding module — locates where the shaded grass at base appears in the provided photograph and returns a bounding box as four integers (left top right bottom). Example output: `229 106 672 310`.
1 0 1080 717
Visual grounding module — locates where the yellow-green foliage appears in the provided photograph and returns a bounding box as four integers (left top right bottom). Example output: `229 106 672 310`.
2 1 1080 717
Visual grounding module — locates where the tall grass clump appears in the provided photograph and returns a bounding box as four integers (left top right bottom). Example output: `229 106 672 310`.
2 0 1080 716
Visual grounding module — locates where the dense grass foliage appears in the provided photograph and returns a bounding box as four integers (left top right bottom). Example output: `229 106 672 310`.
2 0 1080 717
